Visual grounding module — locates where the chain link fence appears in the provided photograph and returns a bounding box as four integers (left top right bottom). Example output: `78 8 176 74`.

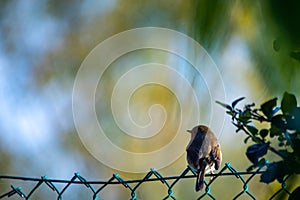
0 162 293 200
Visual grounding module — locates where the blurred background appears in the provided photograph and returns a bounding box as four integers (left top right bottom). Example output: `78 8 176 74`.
0 0 299 199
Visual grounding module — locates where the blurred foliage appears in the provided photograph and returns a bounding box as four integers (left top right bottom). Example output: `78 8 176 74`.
193 0 233 51
249 0 300 93
217 92 300 196
193 0 300 95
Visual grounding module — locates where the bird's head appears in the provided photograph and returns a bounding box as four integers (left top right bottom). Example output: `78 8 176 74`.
187 125 209 136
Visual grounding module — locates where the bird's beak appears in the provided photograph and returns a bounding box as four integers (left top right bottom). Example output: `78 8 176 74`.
187 130 192 133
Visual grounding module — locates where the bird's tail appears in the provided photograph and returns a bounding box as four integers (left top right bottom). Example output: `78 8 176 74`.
195 162 207 191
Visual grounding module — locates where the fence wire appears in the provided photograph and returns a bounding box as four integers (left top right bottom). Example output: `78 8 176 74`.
0 162 292 200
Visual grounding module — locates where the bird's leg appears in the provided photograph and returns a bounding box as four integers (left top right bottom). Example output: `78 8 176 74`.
206 166 214 180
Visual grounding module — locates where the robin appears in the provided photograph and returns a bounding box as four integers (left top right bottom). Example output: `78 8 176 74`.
186 125 222 191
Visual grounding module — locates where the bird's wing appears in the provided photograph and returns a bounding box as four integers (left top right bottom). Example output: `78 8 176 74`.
211 144 222 170
186 148 200 170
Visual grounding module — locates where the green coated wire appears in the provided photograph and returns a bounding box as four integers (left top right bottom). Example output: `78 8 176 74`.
0 163 293 200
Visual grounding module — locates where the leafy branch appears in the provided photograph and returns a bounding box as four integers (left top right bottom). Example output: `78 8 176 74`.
217 92 300 186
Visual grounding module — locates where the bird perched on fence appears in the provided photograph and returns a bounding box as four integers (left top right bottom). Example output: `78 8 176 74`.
186 125 222 191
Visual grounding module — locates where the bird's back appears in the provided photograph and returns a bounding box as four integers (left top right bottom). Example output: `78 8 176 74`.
186 125 219 170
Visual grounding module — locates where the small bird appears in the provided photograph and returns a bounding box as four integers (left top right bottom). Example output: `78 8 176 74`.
186 125 222 191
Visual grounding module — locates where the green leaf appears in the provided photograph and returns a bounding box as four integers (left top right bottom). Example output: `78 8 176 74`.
246 125 258 135
257 158 267 168
278 135 285 142
286 112 300 131
270 124 282 137
281 92 297 114
244 136 251 144
260 161 286 183
260 129 269 138
233 122 242 132
216 101 232 111
237 110 252 124
231 97 245 108
270 106 280 117
226 111 233 115
261 98 277 119
246 143 269 164
293 107 300 119
246 165 255 172
271 114 287 129
248 158 267 171
237 116 250 124
289 134 300 155
290 107 300 131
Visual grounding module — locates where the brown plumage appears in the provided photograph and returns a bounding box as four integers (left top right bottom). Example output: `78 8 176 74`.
186 125 222 191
